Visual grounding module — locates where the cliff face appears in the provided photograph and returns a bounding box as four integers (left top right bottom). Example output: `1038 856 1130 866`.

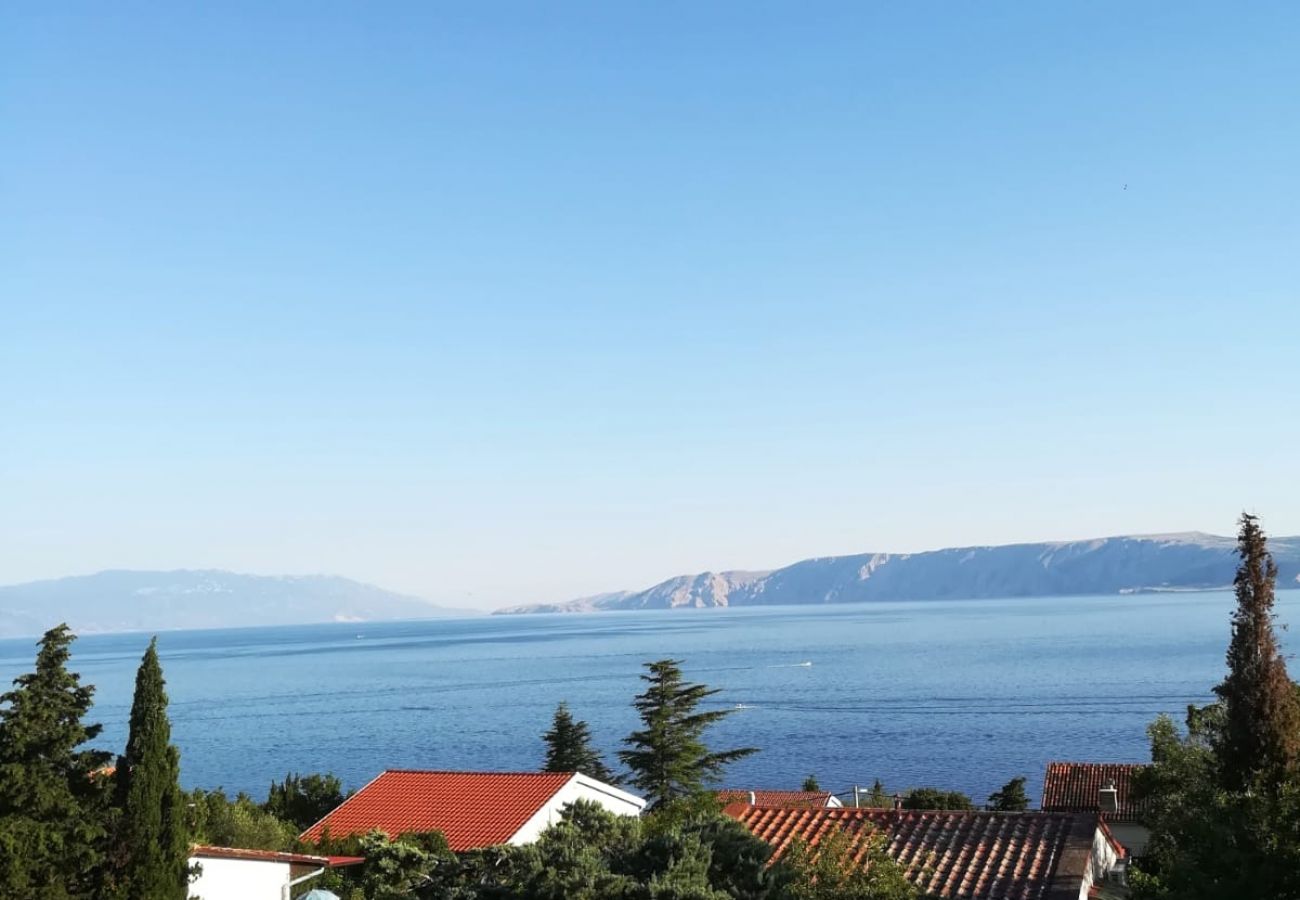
496 532 1300 614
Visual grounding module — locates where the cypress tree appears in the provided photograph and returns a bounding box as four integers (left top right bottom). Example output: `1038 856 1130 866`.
0 624 113 898
542 702 618 783
618 659 757 807
1213 513 1300 790
111 637 190 899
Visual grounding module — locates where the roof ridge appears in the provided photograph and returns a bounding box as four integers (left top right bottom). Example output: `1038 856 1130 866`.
381 768 574 776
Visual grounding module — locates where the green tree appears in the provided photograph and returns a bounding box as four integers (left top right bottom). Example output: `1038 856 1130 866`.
352 830 439 900
0 624 113 898
186 788 297 850
509 799 776 900
986 776 1029 811
1128 705 1282 899
108 637 190 899
1132 515 1300 900
542 702 618 784
1213 512 1300 790
619 659 757 808
801 775 821 792
781 829 917 900
900 787 972 811
264 772 348 831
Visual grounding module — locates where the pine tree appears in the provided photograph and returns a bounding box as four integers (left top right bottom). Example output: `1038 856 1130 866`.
1213 513 1300 790
618 659 757 807
801 775 821 792
987 776 1029 811
0 624 113 898
542 702 618 783
110 637 190 899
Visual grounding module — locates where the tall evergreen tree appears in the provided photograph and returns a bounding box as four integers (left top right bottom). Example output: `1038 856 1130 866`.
1213 513 1300 790
542 702 618 783
618 659 757 807
110 637 189 899
0 624 113 898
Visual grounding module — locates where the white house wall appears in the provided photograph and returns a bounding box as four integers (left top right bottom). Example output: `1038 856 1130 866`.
509 774 647 845
188 857 292 900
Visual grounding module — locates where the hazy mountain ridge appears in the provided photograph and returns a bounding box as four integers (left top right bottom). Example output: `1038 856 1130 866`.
0 570 462 638
495 532 1300 615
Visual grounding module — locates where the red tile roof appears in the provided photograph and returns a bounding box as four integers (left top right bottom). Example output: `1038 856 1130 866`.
191 845 364 868
1041 762 1149 824
299 770 575 851
725 803 1112 900
718 790 835 808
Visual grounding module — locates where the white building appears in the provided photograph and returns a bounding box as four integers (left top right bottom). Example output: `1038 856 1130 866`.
188 845 363 900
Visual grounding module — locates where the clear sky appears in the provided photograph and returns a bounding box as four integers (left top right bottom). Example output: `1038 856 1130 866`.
3 2 1298 610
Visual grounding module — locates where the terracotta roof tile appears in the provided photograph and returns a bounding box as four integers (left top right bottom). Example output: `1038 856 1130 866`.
299 770 574 851
717 790 836 808
1040 762 1149 824
725 804 1108 900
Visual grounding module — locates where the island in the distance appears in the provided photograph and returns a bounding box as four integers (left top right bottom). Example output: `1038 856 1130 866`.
0 570 466 638
495 531 1300 615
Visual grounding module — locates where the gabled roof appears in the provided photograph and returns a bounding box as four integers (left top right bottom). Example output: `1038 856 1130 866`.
191 845 364 868
299 770 576 850
725 803 1116 900
1041 762 1149 824
717 790 837 808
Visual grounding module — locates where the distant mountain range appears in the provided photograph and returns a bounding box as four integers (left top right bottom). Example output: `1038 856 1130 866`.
0 570 463 638
495 532 1300 615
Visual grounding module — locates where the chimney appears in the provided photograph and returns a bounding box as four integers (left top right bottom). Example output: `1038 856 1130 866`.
1099 779 1119 815
893 793 903 811
747 791 757 806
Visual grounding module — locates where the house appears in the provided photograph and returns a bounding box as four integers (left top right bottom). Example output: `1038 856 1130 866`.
717 789 843 808
299 769 646 851
188 845 363 900
724 803 1125 900
1041 762 1150 856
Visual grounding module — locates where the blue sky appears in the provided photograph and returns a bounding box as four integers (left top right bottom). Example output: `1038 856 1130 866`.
3 2 1298 609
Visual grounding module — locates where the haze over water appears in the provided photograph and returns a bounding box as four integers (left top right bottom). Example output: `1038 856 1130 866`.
2 590 1292 805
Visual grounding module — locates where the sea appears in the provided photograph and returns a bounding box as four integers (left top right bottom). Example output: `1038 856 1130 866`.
1 590 1293 807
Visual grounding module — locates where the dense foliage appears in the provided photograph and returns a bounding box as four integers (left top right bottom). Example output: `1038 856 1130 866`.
900 788 973 811
1132 514 1300 900
313 799 917 900
541 702 618 783
619 659 757 807
265 771 350 831
186 786 299 850
0 627 193 899
782 828 916 900
0 625 114 898
985 777 1029 812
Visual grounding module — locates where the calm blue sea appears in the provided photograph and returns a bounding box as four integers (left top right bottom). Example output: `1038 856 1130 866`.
2 591 1294 807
